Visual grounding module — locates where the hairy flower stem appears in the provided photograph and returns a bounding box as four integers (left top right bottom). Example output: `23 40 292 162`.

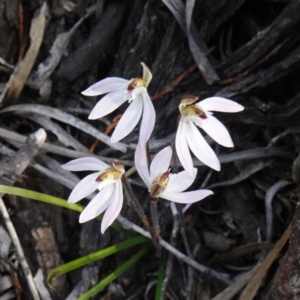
146 141 151 166
150 199 160 241
172 136 195 298
171 139 178 174
123 178 156 238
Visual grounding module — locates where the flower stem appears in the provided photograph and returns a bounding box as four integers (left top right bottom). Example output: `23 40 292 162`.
123 178 156 239
150 199 160 241
146 141 151 166
171 138 179 174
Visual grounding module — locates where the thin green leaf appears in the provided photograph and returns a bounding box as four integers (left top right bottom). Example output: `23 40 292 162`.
47 236 148 282
78 246 149 300
155 260 165 300
0 185 123 231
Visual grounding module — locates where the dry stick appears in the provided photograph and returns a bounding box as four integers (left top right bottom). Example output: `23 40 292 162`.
0 128 47 300
151 46 215 102
219 37 289 85
117 214 231 284
0 127 134 166
265 180 292 241
211 264 261 300
239 224 292 300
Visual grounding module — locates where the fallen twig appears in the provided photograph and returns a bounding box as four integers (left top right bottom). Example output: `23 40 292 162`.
117 215 231 284
239 224 292 299
0 128 47 300
212 264 261 300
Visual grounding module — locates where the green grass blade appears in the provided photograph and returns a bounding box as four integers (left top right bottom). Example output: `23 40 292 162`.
0 185 122 231
47 236 148 282
155 260 165 300
78 246 149 300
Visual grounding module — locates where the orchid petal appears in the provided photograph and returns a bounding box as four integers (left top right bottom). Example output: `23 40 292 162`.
61 157 109 172
135 143 150 187
198 97 244 113
132 86 147 100
141 62 152 87
111 95 143 143
68 172 99 203
139 93 156 145
97 180 117 192
183 115 204 125
201 115 234 147
101 181 123 233
166 168 197 193
161 189 213 204
175 121 194 176
186 122 220 171
149 146 172 180
79 185 114 223
88 90 129 120
82 77 128 96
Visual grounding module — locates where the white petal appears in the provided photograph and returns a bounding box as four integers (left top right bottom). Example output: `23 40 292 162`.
175 121 194 176
134 143 150 187
201 115 233 147
97 180 117 192
161 189 213 204
149 146 172 180
79 185 114 223
110 95 143 143
141 62 152 87
183 115 204 125
101 181 123 233
186 122 220 171
132 86 147 99
198 97 244 113
61 157 109 172
68 172 99 203
139 93 156 145
166 168 197 193
82 77 128 96
88 90 129 120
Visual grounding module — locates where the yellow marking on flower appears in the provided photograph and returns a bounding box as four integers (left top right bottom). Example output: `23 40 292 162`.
181 105 208 119
112 160 125 173
127 78 147 92
180 95 199 106
149 170 170 199
96 161 125 182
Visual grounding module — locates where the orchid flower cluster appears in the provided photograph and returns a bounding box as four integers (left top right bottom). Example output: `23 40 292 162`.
62 63 244 234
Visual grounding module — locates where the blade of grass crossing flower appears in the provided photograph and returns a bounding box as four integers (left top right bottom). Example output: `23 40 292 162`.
155 260 165 300
78 246 150 300
47 236 148 282
0 185 123 231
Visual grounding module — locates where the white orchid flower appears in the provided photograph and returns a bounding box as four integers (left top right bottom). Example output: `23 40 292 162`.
61 157 125 233
135 144 213 203
82 62 155 145
176 96 244 175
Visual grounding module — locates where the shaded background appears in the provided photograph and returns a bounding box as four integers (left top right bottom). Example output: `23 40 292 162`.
0 0 300 299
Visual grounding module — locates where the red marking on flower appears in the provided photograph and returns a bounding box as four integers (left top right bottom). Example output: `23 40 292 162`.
192 106 208 119
199 112 208 119
95 176 103 182
127 85 134 92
